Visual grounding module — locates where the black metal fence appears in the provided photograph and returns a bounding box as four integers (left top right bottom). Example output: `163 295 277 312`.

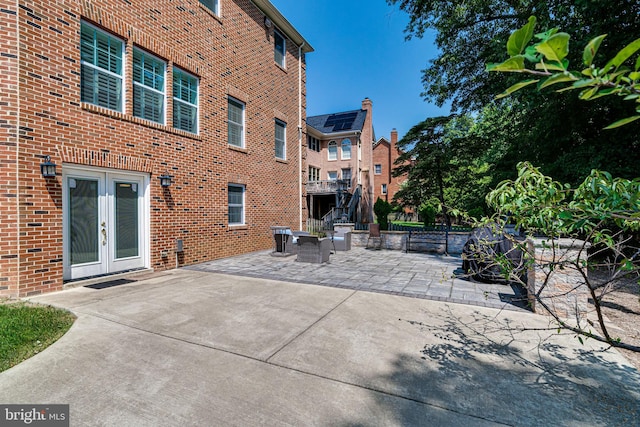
353 223 472 232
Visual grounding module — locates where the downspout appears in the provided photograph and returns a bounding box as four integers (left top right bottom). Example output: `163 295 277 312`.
356 130 361 223
16 2 21 294
298 42 305 230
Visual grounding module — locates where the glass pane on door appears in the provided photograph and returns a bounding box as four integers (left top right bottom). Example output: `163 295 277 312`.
69 178 99 265
115 182 139 259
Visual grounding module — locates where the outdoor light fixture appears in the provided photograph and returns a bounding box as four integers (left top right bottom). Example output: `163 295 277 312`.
40 155 57 178
264 17 272 28
158 173 172 187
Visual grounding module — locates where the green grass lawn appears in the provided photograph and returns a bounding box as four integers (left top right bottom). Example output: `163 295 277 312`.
0 302 75 372
391 221 424 227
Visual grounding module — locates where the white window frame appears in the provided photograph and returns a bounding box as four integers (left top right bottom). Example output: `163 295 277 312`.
328 171 337 181
308 166 320 182
80 21 124 112
228 184 245 226
341 168 352 182
133 48 166 125
173 67 199 134
274 29 286 68
228 96 245 148
341 139 352 160
374 164 382 175
275 119 286 160
381 184 388 195
328 141 337 161
199 0 220 16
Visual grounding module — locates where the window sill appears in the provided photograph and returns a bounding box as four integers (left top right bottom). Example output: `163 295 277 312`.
275 158 288 164
228 145 248 154
229 224 248 230
81 103 201 140
275 62 287 73
199 4 223 24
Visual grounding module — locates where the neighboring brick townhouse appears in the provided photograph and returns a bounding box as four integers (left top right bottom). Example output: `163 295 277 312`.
0 0 313 297
372 128 407 204
306 98 376 226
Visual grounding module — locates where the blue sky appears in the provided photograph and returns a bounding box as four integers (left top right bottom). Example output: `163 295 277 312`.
271 0 451 141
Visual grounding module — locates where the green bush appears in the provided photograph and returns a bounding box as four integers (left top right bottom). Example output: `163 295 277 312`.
373 197 393 230
419 203 437 227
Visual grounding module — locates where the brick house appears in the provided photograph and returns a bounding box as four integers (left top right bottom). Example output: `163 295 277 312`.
0 0 312 297
306 98 376 225
372 128 406 204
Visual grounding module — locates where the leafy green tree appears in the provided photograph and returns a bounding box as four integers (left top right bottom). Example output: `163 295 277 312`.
393 115 460 228
467 19 640 352
387 0 640 184
479 162 640 352
393 106 518 221
487 16 640 128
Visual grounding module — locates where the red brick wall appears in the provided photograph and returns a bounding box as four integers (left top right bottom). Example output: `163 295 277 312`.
388 129 406 202
372 139 390 203
0 2 19 296
2 0 307 297
373 129 408 207
359 98 374 222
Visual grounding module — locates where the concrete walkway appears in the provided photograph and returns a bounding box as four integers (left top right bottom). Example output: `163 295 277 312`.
186 247 529 311
1 268 638 426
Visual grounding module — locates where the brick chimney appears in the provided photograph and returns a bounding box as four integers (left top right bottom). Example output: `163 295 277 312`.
390 128 399 163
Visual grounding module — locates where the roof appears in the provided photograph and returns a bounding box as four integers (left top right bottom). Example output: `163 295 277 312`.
251 0 314 53
307 110 367 134
373 137 390 149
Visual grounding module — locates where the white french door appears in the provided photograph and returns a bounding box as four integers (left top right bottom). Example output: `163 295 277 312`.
63 167 149 280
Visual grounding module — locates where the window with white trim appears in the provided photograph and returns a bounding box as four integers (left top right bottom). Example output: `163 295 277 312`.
374 164 382 174
381 184 388 195
173 67 199 134
341 139 352 160
328 141 337 161
328 171 337 181
133 48 166 124
80 21 124 111
275 119 286 160
308 166 320 182
228 184 245 225
199 0 219 16
274 29 286 68
228 97 245 148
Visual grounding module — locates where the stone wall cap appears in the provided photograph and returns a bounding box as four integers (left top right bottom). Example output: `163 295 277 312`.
532 237 591 249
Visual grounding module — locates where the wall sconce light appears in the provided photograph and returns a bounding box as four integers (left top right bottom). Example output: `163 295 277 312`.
158 173 172 187
264 17 272 28
40 155 57 178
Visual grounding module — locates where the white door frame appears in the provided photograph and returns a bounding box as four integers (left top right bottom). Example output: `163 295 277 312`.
62 165 150 281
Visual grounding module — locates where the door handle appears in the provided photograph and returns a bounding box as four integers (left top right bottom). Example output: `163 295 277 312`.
101 226 107 245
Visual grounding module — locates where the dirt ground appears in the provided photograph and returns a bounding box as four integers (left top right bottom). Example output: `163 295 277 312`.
595 275 640 370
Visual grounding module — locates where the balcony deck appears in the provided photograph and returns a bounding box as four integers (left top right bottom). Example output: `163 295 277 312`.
306 180 349 195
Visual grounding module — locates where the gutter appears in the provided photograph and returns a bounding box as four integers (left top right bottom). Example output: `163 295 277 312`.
250 0 314 53
306 128 362 139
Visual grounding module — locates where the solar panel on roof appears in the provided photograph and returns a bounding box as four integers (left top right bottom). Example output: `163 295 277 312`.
324 112 358 131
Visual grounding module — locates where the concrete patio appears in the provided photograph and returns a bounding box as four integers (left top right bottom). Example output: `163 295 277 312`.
2 267 638 426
